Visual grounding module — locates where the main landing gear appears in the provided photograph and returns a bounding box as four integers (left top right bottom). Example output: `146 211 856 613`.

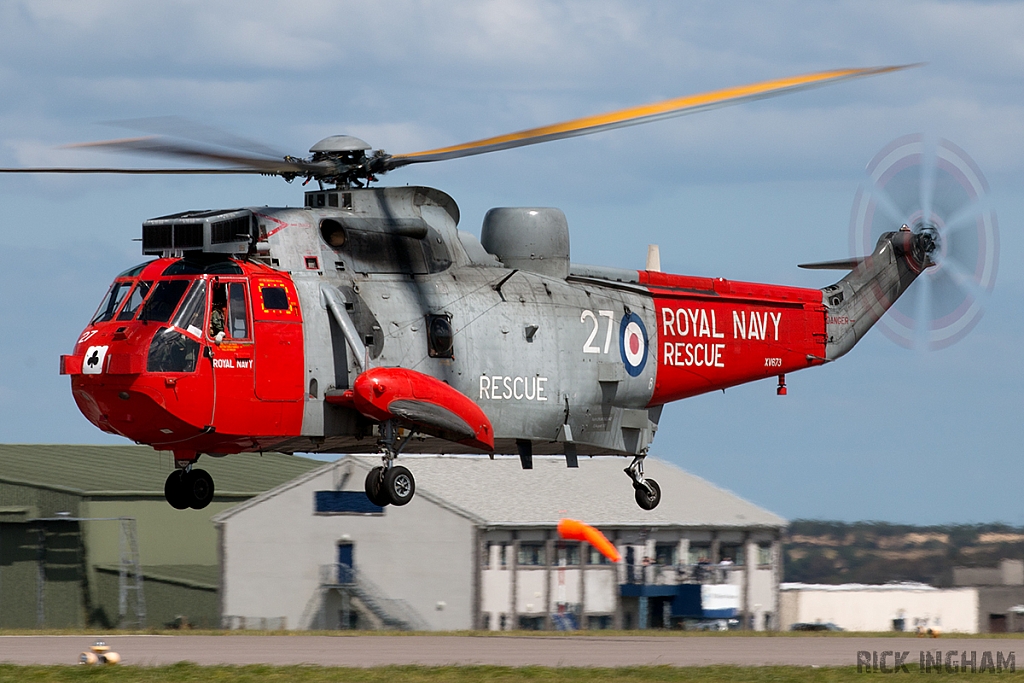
164 455 215 510
626 455 661 510
364 421 417 507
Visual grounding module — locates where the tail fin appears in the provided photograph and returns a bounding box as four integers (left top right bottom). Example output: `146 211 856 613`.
820 227 935 360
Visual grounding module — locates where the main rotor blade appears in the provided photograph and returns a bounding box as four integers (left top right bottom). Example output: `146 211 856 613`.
105 116 288 160
0 167 270 174
66 136 323 174
387 65 916 168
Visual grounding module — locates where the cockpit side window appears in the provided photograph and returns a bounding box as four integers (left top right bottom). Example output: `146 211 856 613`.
209 281 250 341
228 282 249 339
90 281 132 324
138 280 190 323
171 280 207 338
116 281 153 321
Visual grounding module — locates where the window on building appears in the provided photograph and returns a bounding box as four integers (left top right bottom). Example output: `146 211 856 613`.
483 542 508 569
587 547 611 565
517 542 546 566
555 543 580 566
720 544 744 566
314 491 383 514
655 543 677 566
518 616 544 630
688 545 711 565
758 544 772 566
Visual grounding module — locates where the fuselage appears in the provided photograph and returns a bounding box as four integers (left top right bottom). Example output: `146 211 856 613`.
65 185 919 461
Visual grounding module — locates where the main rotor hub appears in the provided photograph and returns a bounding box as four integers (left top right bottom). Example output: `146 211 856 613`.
309 135 371 154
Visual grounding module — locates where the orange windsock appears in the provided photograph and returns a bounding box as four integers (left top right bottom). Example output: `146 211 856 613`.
557 518 621 563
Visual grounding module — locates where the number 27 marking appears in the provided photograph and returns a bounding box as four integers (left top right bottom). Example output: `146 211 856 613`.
581 309 615 354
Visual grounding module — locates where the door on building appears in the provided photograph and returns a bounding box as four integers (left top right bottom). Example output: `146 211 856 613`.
337 542 354 584
990 613 1008 633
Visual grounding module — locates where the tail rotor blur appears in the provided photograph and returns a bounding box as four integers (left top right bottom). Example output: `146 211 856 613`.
849 134 998 350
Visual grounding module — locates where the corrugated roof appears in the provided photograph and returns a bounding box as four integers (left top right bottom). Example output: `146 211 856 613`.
0 445 322 496
781 582 941 592
95 563 218 590
217 454 785 528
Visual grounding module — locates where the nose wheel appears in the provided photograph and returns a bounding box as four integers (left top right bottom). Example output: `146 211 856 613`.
363 421 417 507
626 455 661 510
164 467 215 510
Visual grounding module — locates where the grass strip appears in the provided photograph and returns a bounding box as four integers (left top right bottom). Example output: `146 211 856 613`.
2 629 1024 638
1 665 1024 683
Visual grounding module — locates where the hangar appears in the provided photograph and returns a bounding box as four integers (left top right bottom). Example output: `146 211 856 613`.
0 445 320 628
215 454 786 630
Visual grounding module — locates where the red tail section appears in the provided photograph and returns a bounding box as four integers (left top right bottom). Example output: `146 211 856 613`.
639 271 828 405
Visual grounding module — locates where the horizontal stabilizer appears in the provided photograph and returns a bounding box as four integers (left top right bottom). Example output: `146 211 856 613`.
798 258 864 270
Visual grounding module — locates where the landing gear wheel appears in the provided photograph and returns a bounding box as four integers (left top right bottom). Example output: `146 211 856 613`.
184 469 215 510
383 465 415 506
164 471 190 510
364 466 390 507
634 478 661 510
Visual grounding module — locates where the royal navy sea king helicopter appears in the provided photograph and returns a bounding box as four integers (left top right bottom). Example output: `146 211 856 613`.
5 65 932 511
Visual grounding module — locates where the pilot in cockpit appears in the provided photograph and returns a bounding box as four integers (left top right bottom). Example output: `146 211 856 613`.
209 287 227 343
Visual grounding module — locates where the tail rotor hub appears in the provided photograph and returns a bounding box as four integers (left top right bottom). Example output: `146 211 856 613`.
909 220 941 268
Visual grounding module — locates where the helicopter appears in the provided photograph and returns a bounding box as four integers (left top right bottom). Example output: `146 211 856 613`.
3 65 931 511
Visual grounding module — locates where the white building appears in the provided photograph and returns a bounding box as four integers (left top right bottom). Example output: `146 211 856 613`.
780 583 980 633
214 455 786 630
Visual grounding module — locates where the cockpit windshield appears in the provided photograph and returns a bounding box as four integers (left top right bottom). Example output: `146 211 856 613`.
90 281 132 324
138 280 191 323
116 281 153 321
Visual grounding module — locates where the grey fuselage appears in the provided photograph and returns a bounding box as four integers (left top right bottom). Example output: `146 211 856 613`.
262 187 660 457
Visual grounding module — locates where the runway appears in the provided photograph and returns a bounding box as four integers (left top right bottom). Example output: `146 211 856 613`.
0 634 1019 667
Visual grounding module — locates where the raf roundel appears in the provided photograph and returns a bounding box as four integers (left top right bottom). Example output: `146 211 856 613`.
619 313 648 377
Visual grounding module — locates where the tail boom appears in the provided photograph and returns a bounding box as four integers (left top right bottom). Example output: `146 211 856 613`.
822 227 932 360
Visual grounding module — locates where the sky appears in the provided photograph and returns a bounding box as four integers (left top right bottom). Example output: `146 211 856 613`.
0 0 1022 524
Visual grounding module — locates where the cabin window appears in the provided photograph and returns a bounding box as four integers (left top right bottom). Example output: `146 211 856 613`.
260 286 289 311
427 314 454 358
